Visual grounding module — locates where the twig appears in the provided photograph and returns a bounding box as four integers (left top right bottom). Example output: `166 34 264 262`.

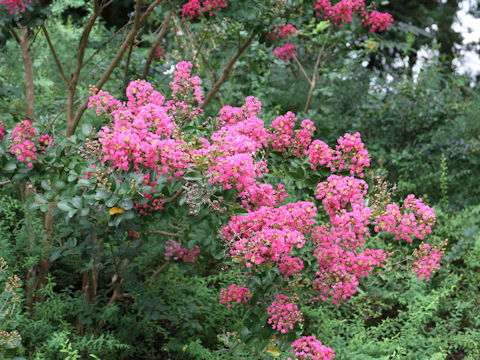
170 187 185 203
293 54 312 85
67 0 164 137
41 25 69 88
145 230 183 238
80 20 133 71
66 0 101 133
8 25 21 44
303 30 331 112
303 50 322 113
142 8 174 79
147 263 169 282
123 42 134 81
200 33 255 109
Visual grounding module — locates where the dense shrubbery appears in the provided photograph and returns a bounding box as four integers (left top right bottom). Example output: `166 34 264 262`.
0 1 479 359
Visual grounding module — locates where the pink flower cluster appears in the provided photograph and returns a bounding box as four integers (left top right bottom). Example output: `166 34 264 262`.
316 175 368 216
267 294 303 334
164 240 200 263
0 121 4 141
313 175 386 304
0 0 30 14
134 173 167 215
313 245 385 305
219 283 252 308
267 294 303 333
222 202 316 269
39 134 53 150
90 76 194 176
362 11 394 32
9 120 52 167
334 132 370 177
200 97 289 208
169 61 203 105
373 195 436 242
412 241 446 282
289 336 335 360
314 0 393 32
270 24 297 62
306 132 370 178
315 0 364 25
181 0 227 19
268 24 297 40
269 112 316 155
274 43 296 62
90 69 288 212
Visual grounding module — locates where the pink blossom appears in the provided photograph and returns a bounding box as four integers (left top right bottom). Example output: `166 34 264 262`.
181 0 201 19
289 336 335 360
412 241 446 281
362 11 394 32
0 0 30 14
0 121 5 141
373 195 436 242
274 42 296 62
164 240 200 263
315 0 365 25
202 0 227 16
219 283 251 308
9 120 38 167
267 294 303 333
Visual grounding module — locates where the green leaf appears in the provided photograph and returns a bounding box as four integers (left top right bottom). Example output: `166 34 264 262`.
4 161 17 171
57 200 73 212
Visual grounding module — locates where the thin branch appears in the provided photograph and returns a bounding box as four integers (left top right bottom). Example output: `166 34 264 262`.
145 230 183 238
0 180 12 186
41 25 69 88
303 50 322 113
142 7 173 79
66 0 101 133
147 263 168 283
201 33 256 109
67 0 165 137
123 42 134 81
170 187 185 203
0 105 27 118
140 0 164 23
81 20 133 71
293 54 312 85
303 30 331 113
8 25 21 44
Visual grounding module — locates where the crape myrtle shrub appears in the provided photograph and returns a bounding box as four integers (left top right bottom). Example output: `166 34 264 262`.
0 0 477 359
0 59 446 358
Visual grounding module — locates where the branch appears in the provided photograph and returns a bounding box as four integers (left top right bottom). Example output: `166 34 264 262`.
67 0 166 137
145 230 183 238
8 25 21 44
19 26 34 122
293 54 312 85
123 42 134 81
170 187 185 203
200 33 256 109
80 19 133 71
146 263 168 283
41 25 69 88
303 50 322 113
142 7 174 79
303 30 331 113
66 0 101 133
